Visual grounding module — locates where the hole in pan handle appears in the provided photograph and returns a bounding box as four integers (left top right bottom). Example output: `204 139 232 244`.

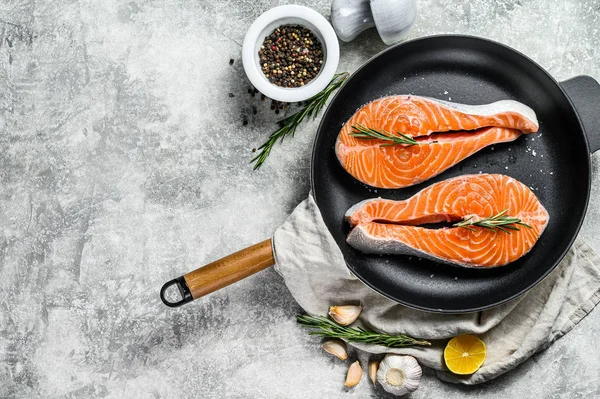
561 75 600 153
159 239 275 307
160 276 193 307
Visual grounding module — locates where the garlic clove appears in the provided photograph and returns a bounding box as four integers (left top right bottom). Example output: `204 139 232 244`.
329 305 362 326
368 361 379 384
376 354 422 396
344 360 362 388
322 339 348 360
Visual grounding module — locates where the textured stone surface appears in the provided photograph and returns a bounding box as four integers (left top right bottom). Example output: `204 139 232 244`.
1 0 600 398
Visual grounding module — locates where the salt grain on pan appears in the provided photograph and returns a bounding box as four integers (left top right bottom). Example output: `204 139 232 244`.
550 172 554 175
532 150 537 156
448 97 452 100
444 90 448 94
505 166 508 169
430 274 434 278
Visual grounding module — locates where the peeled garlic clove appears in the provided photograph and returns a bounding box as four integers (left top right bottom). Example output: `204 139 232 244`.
368 361 379 384
322 339 348 360
329 305 362 326
376 354 422 396
344 360 362 388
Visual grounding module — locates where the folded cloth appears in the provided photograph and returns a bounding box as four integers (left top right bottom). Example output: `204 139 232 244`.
272 195 600 384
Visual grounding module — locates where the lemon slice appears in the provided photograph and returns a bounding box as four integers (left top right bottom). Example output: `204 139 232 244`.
444 334 487 375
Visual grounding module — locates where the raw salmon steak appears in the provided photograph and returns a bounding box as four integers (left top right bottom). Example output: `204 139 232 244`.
336 95 539 189
346 174 549 268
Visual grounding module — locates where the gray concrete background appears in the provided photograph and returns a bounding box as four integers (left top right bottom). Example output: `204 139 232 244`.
1 0 600 397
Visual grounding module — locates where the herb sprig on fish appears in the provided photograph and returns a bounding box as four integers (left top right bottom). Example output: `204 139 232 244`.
350 124 418 146
453 209 532 233
296 315 430 348
251 72 349 170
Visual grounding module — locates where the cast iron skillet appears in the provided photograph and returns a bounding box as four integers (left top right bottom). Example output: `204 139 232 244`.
311 35 600 313
161 35 600 312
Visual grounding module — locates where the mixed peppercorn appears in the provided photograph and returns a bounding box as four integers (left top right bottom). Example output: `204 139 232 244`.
258 24 324 88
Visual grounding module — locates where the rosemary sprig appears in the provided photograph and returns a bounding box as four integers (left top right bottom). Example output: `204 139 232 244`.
296 315 430 348
350 124 418 146
453 209 532 233
251 72 350 170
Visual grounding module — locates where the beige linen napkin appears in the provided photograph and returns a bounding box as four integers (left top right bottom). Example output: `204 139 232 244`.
272 195 600 384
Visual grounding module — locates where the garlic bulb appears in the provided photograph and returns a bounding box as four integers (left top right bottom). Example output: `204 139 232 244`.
344 360 362 387
322 339 348 360
329 305 362 326
376 354 421 396
368 361 379 384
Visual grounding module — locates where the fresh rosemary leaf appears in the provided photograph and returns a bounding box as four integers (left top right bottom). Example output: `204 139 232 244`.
251 72 349 170
453 209 532 233
296 315 430 348
349 123 418 146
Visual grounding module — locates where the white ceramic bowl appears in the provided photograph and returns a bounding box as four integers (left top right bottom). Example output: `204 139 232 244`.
242 5 340 103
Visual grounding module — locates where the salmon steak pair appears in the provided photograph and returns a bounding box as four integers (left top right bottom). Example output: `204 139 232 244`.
338 96 548 267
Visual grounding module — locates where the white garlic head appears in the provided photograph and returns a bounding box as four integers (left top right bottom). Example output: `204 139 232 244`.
376 354 421 396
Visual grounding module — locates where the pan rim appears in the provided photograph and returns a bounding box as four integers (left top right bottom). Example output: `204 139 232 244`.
310 34 592 313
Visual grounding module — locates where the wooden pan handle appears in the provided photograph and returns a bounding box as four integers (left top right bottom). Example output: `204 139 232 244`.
160 239 274 307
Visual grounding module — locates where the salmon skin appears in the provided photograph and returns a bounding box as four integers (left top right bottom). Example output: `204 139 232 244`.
336 95 539 189
346 174 549 268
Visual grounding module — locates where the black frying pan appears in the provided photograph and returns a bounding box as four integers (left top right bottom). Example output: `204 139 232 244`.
161 35 600 313
313 35 600 313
